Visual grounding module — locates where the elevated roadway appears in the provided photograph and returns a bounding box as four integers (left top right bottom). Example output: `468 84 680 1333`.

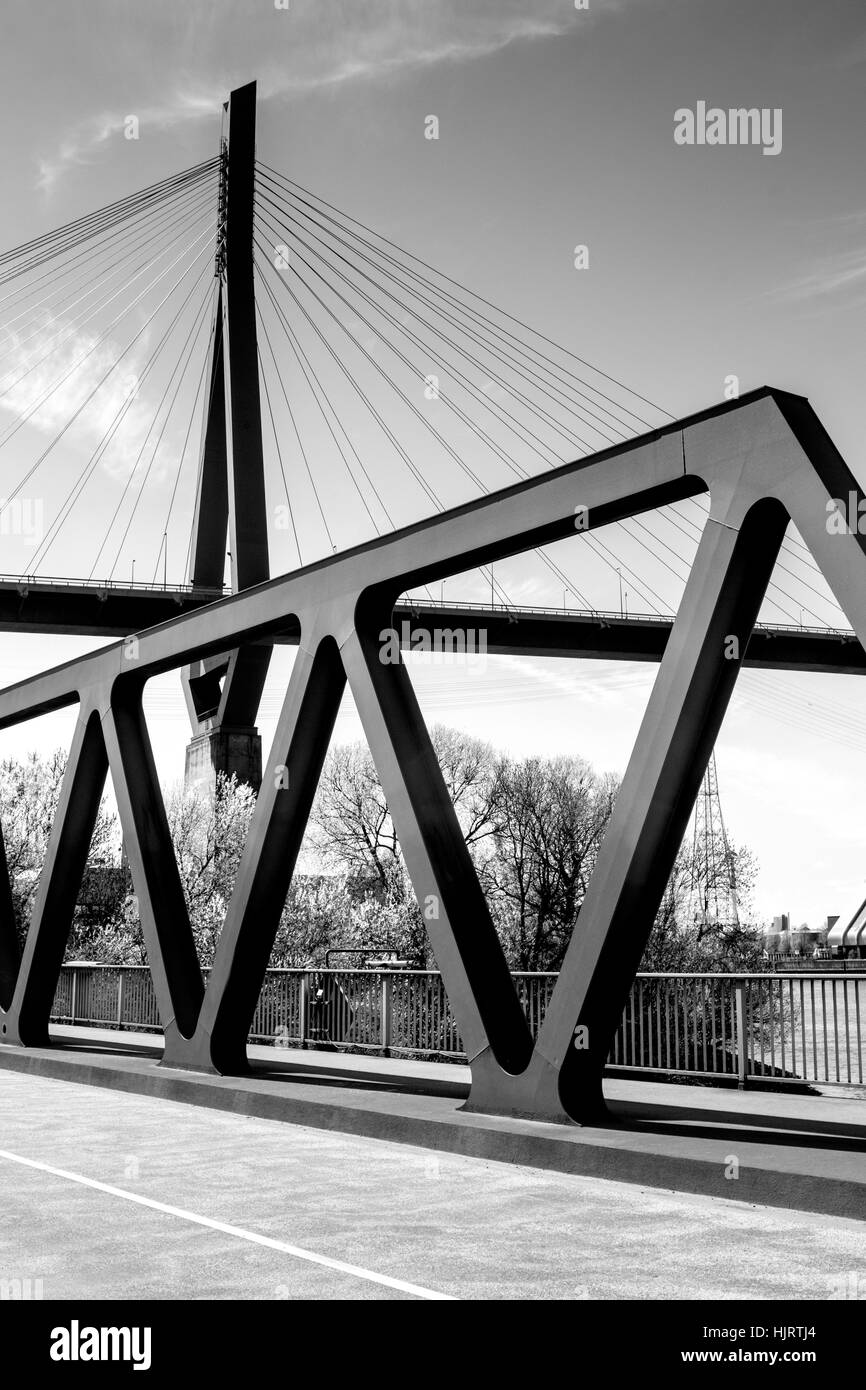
0 578 862 674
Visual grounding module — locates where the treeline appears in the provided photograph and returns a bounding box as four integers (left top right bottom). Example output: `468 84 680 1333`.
0 727 761 973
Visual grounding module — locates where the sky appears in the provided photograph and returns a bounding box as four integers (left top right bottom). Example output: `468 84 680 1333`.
1 0 866 925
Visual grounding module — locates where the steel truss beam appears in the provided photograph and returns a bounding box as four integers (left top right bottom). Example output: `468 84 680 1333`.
0 388 864 1123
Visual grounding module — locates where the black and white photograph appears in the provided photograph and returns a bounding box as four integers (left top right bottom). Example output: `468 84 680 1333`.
0 0 863 1349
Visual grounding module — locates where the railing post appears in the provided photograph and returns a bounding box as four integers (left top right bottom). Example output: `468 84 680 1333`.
381 973 392 1057
299 971 309 1049
70 967 77 1026
734 981 747 1089
116 971 124 1029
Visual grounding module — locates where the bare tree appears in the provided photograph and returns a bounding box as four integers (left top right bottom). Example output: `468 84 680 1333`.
0 749 118 948
310 741 399 889
484 755 618 970
310 725 499 890
310 735 624 971
163 773 256 964
0 734 764 981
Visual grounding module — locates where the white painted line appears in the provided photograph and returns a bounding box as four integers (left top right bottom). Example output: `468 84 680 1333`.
0 1148 454 1301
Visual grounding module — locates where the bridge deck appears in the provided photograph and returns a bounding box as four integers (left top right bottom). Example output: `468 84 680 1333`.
0 1041 863 1302
0 577 226 637
1 1028 863 1226
0 580 862 672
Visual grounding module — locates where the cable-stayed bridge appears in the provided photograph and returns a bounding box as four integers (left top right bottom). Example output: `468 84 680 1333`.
1 81 865 1122
0 85 860 758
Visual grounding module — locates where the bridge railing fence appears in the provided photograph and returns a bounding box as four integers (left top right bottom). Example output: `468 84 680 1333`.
50 965 866 1089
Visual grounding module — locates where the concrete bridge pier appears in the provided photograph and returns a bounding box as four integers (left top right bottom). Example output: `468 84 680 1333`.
184 724 263 795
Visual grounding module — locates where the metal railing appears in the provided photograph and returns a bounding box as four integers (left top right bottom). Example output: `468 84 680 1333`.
764 955 866 973
394 598 855 639
0 583 852 639
50 965 866 1089
0 573 227 597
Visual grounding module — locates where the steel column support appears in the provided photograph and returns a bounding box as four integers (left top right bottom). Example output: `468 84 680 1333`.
188 289 229 594
0 703 108 1045
103 685 204 1044
183 80 271 782
767 394 866 651
341 608 533 1075
466 497 790 1121
0 823 18 1013
211 79 271 733
167 626 346 1072
221 81 269 596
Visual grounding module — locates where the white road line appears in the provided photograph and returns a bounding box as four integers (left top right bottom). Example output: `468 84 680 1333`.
0 1148 454 1302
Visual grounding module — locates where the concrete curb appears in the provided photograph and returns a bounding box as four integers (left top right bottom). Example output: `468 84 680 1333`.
1 1042 863 1223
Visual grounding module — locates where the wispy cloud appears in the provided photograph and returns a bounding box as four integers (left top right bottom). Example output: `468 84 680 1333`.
0 311 198 493
257 11 578 97
36 88 224 193
0 315 146 453
771 243 866 303
34 0 619 190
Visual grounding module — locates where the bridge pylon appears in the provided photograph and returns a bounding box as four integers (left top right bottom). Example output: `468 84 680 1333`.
183 80 271 793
